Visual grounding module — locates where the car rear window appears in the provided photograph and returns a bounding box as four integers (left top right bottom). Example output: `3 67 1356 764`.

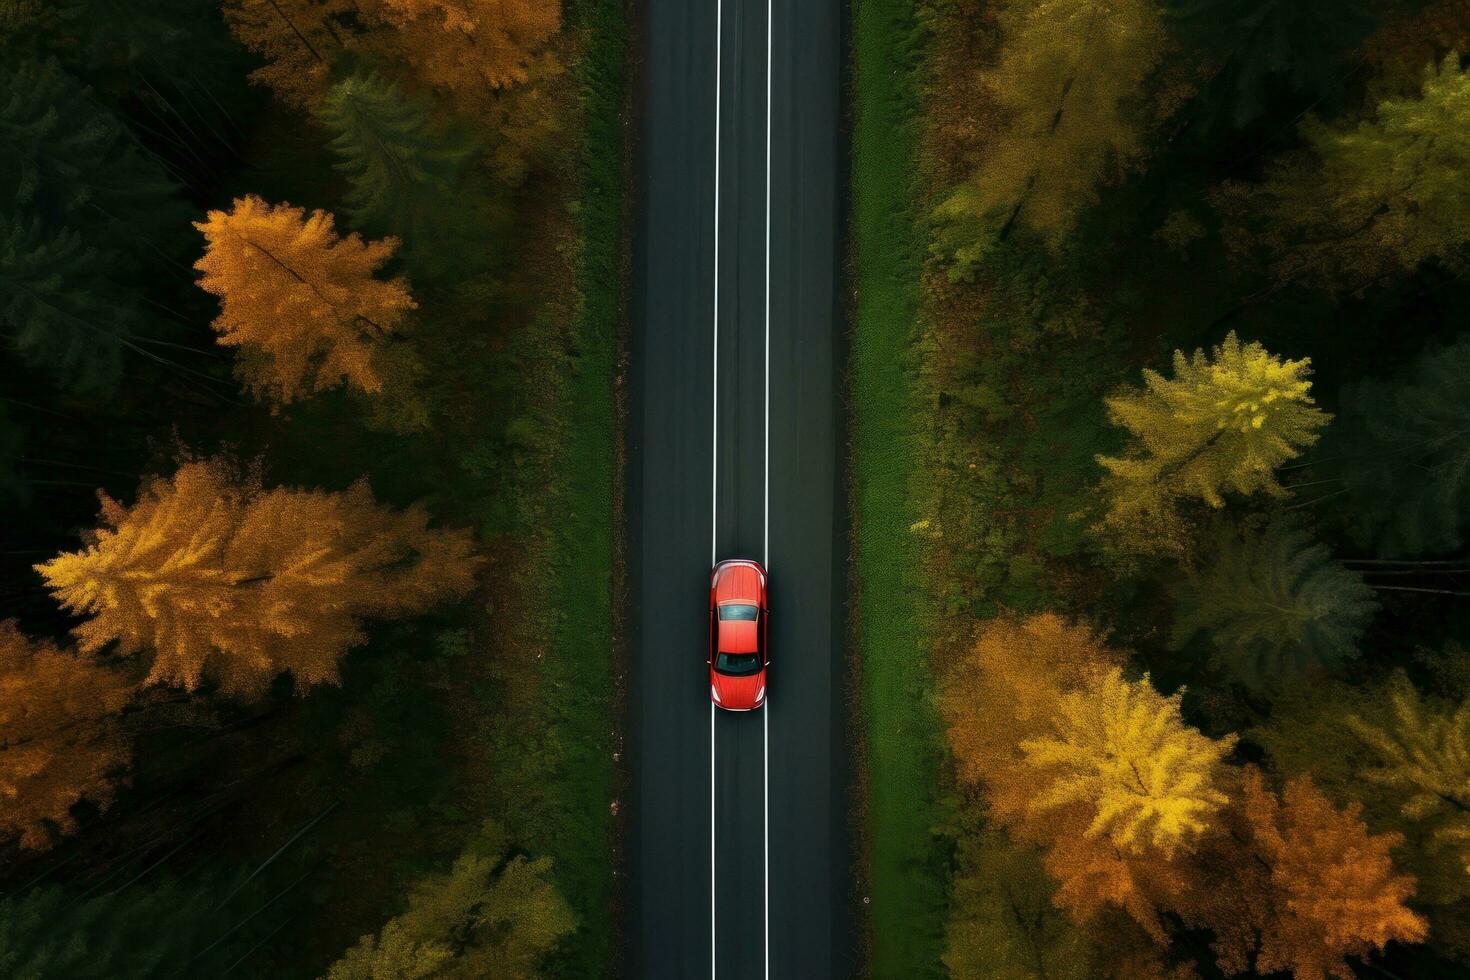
717 603 758 621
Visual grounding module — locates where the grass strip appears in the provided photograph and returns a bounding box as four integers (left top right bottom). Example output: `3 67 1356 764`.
849 0 949 974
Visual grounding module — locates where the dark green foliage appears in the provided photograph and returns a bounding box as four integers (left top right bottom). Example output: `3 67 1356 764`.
0 58 188 391
318 73 475 266
1167 0 1377 129
0 58 184 231
1169 517 1377 687
0 215 138 392
0 873 267 979
1335 337 1470 556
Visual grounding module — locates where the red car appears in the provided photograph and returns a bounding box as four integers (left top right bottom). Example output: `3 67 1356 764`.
708 559 768 711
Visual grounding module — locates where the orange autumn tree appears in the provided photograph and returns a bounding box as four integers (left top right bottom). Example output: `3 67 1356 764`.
223 0 357 110
355 0 561 111
940 614 1229 936
36 457 480 699
194 195 416 407
1184 769 1426 979
0 620 133 850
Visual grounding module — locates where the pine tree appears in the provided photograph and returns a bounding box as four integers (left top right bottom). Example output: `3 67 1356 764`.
1347 675 1470 882
222 0 355 110
0 870 274 977
324 820 575 979
0 619 133 850
1335 337 1470 556
0 213 136 393
1094 332 1329 555
35 456 481 699
355 0 562 116
932 0 1165 269
317 73 474 244
1226 52 1470 291
1169 518 1376 688
0 58 184 392
193 195 417 406
1022 666 1235 858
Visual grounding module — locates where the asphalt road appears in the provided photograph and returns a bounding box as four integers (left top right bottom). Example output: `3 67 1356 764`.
625 0 850 971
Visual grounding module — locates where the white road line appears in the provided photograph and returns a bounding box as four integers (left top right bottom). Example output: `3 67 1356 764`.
762 0 773 974
709 0 722 972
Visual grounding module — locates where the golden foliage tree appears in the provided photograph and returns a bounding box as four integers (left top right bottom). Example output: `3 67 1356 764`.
1094 332 1329 554
355 0 561 114
932 0 1165 267
941 614 1225 937
0 619 133 850
222 0 357 110
36 457 480 699
1184 769 1426 980
1023 667 1235 859
194 195 417 407
324 820 574 979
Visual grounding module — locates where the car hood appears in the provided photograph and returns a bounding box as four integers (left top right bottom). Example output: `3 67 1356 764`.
713 563 762 604
711 668 765 709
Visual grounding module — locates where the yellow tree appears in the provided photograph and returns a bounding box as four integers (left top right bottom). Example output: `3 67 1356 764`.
36 457 480 699
933 0 1165 267
223 0 357 110
0 620 133 850
1023 668 1235 859
355 0 561 114
194 195 417 407
1095 332 1329 555
941 614 1218 937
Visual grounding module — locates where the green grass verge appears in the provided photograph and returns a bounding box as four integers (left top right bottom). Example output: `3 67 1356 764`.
519 0 625 971
850 0 949 975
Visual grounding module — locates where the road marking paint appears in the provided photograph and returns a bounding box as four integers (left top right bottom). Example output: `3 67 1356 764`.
709 0 722 972
762 0 773 974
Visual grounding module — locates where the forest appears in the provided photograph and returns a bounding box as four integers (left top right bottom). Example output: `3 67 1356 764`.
853 0 1470 977
0 0 622 976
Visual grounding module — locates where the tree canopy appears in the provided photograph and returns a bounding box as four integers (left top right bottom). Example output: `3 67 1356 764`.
324 820 575 979
193 195 417 406
36 456 480 698
0 619 132 850
1169 518 1376 687
1095 332 1329 554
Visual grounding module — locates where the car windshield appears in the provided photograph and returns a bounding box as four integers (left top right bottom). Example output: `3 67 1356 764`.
715 652 762 675
718 603 758 621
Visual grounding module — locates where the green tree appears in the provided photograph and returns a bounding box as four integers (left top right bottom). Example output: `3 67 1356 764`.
317 73 475 245
324 820 575 980
0 214 135 392
0 57 186 391
944 822 1100 980
932 0 1166 271
0 872 269 978
1169 518 1376 688
1094 332 1330 555
1223 52 1470 291
1334 337 1470 556
1347 675 1470 889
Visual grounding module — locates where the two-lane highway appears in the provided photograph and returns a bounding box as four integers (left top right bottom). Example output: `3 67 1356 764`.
626 0 849 971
